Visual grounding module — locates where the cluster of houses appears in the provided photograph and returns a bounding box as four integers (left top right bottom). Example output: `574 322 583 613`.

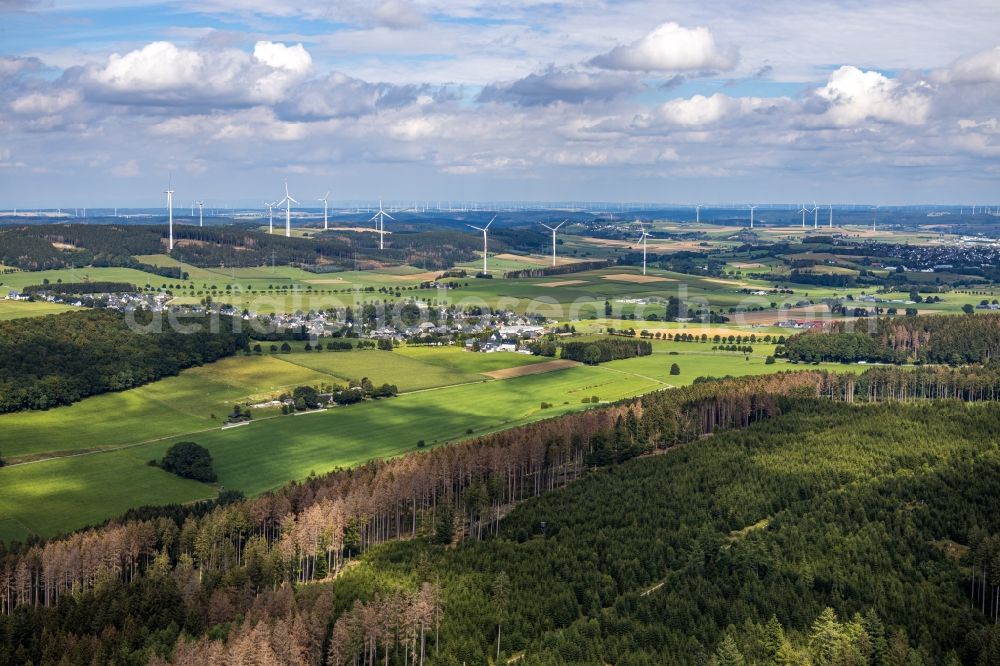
5 288 170 312
464 324 547 353
6 285 553 351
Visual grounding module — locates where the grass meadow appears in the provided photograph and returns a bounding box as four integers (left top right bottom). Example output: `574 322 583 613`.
0 340 860 541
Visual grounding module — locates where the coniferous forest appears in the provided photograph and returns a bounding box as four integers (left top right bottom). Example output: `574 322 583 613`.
782 313 1000 365
2 367 1000 663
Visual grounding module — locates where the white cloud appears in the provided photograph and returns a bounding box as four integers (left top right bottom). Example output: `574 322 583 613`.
91 41 206 91
252 41 312 74
811 66 931 127
84 40 311 105
111 159 140 177
10 89 81 114
652 93 772 126
941 46 1000 83
591 22 737 72
371 0 424 29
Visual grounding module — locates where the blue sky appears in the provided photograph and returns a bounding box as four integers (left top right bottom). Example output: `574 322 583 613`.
1 0 999 207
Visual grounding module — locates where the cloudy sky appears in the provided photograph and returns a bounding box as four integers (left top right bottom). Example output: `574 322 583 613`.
2 0 999 207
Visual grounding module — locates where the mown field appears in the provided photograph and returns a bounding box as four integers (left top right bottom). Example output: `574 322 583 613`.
0 299 75 320
0 341 851 541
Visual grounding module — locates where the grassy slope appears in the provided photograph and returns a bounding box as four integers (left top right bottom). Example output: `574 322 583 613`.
0 343 857 541
0 300 76 320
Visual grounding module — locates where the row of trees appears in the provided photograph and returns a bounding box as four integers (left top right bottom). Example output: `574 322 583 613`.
503 259 611 278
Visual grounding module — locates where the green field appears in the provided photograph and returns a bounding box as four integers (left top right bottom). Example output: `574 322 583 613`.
0 348 544 461
0 299 75 320
0 341 851 541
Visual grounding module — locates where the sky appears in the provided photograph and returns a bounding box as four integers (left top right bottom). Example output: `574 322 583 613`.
1 0 999 207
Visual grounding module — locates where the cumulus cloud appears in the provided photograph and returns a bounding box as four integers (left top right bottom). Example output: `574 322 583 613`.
252 41 312 74
91 41 207 92
478 66 643 106
83 40 311 105
809 66 931 127
10 89 81 115
651 93 774 126
940 46 1000 83
591 22 737 73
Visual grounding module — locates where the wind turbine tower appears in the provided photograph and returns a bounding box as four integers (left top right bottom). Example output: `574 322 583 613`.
872 206 878 232
164 181 175 251
467 215 496 275
636 221 653 275
695 204 704 223
276 182 298 238
540 220 566 267
265 202 275 233
369 200 395 250
318 192 330 231
828 204 833 229
813 203 819 229
748 205 759 229
197 201 204 228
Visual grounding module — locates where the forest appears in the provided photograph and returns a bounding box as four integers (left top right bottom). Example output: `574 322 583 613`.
3 366 1000 663
560 338 653 364
782 312 1000 364
0 309 248 412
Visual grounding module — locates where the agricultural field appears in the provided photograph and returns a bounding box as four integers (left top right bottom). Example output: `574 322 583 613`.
0 299 75 320
0 340 853 541
0 347 545 462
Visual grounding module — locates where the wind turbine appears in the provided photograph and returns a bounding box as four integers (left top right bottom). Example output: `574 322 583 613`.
694 204 704 223
197 201 204 228
828 204 833 229
164 180 175 251
318 191 330 231
798 204 809 229
540 220 566 266
747 205 759 229
276 181 298 238
872 205 879 232
813 202 819 229
265 201 276 233
467 215 496 275
369 200 394 250
636 221 653 275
